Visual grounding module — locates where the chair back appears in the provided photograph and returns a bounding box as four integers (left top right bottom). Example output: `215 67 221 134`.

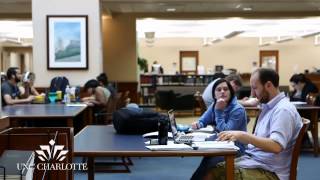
306 93 317 105
194 92 207 115
117 91 129 109
290 118 310 180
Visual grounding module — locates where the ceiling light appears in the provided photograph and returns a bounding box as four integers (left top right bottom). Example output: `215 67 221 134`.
300 31 320 38
224 31 244 39
235 4 241 9
276 36 293 43
259 41 274 47
211 38 223 43
242 7 252 11
166 8 176 12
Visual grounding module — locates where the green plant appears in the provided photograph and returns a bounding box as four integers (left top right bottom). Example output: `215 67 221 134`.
138 57 148 72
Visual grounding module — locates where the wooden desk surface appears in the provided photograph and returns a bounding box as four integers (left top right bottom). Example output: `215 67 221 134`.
2 104 87 119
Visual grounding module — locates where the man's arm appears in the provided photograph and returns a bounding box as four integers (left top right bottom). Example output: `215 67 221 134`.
3 94 34 105
218 131 282 153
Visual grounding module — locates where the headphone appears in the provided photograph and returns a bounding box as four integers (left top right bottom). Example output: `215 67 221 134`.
23 72 31 82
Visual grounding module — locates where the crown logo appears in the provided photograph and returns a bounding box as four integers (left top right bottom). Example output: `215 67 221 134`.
35 139 68 162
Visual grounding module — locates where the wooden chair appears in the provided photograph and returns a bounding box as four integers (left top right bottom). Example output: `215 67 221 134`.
290 118 310 180
117 90 130 109
306 93 318 105
194 92 207 115
0 127 74 180
94 92 122 124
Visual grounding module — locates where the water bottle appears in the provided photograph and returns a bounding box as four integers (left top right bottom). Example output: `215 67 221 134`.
64 85 71 103
158 118 168 145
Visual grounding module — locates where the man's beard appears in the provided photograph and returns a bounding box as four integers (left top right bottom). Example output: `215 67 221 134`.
259 89 270 104
15 75 20 83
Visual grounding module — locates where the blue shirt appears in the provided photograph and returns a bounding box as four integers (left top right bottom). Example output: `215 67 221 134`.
197 96 247 153
237 92 302 180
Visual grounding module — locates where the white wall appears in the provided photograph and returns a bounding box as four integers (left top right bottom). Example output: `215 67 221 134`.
138 37 320 86
32 0 102 87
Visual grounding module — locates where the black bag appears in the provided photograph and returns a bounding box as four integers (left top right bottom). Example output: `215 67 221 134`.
112 108 168 134
49 76 70 94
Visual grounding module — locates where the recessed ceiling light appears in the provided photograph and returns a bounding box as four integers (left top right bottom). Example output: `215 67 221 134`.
166 8 176 12
235 4 241 9
243 7 252 11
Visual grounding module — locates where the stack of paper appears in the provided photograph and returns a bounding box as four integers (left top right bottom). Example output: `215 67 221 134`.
190 125 214 133
146 141 192 151
66 103 87 107
192 141 239 150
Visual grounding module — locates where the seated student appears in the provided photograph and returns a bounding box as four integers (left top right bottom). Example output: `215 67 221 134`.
19 72 42 98
289 73 318 102
202 74 258 108
206 68 302 180
1 67 34 106
190 78 247 180
96 72 116 97
82 79 110 108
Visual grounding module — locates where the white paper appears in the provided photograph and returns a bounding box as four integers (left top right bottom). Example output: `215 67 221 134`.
192 141 239 150
146 141 192 151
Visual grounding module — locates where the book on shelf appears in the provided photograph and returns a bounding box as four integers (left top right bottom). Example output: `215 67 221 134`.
0 150 35 180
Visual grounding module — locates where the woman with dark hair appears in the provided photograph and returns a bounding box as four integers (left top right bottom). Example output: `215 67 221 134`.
289 73 318 101
190 78 247 180
191 78 247 134
82 79 110 107
96 72 116 97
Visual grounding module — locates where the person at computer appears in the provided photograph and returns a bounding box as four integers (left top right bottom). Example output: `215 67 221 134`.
205 68 302 180
1 67 35 106
289 73 318 102
190 78 247 180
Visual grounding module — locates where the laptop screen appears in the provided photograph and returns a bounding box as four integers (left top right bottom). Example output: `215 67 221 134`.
168 110 178 137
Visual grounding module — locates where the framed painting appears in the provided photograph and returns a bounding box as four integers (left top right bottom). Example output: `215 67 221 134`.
47 15 88 69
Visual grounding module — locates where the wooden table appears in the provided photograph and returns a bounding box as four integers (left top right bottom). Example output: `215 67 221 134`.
2 104 88 127
74 125 237 180
245 104 320 157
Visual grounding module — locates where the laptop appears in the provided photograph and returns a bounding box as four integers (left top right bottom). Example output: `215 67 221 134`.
168 110 196 144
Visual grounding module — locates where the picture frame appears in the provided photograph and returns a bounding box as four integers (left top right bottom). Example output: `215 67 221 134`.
180 51 199 74
47 15 88 70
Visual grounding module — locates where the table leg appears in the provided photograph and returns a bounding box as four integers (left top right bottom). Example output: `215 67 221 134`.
225 155 235 180
86 107 93 125
66 118 74 127
311 110 319 157
88 157 95 180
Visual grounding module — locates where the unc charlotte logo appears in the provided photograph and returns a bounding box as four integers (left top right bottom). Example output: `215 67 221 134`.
36 139 68 162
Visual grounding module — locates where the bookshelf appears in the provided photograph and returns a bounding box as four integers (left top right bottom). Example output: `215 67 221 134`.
139 74 224 106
